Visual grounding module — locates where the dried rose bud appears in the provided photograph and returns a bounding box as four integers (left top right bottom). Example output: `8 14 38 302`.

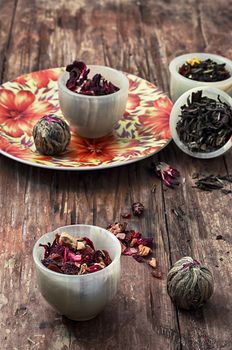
153 162 180 188
138 244 152 256
132 202 144 217
148 258 157 269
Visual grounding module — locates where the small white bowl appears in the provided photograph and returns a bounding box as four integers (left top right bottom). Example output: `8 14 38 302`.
33 224 121 321
58 65 129 138
169 53 232 102
170 86 232 159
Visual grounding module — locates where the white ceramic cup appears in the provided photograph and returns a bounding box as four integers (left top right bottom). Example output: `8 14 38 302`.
170 86 232 159
58 66 129 138
169 53 232 102
33 224 121 321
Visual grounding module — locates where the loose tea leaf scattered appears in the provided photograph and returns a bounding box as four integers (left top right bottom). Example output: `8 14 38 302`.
152 162 180 188
194 175 224 191
179 58 231 82
132 202 144 217
66 61 119 95
40 232 112 275
176 90 232 153
193 174 232 193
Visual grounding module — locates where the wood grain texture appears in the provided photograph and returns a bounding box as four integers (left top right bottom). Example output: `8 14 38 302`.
0 0 232 349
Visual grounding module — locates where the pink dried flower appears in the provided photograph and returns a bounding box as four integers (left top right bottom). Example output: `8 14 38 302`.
154 162 180 188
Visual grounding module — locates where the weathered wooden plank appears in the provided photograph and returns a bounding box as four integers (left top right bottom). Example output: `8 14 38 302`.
1 0 232 349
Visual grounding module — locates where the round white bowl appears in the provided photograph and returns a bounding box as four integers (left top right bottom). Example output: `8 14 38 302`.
58 65 129 138
170 86 232 159
169 53 232 102
33 224 121 321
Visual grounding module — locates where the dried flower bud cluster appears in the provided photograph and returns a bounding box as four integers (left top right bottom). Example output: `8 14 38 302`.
40 233 112 275
152 162 180 188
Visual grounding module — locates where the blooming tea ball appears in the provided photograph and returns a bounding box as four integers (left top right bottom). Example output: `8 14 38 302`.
167 257 214 310
33 115 71 156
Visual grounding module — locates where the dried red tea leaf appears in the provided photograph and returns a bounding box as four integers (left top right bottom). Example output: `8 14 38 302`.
66 61 119 95
152 162 180 188
132 202 144 216
123 247 138 256
132 254 144 263
40 233 111 275
137 237 153 248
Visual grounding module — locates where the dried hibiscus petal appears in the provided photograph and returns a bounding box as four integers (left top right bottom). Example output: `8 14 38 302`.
132 255 144 263
66 61 119 96
40 232 111 275
153 162 180 188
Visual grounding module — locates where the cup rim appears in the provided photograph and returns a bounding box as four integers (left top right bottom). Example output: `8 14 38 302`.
33 224 121 279
58 65 129 100
169 52 232 85
169 86 232 159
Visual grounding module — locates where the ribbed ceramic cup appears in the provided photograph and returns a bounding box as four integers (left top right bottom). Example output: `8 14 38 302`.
58 65 129 138
170 86 232 159
169 53 232 102
33 224 121 321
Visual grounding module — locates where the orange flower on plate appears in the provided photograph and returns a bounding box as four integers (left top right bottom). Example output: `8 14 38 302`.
126 93 141 111
0 89 54 137
70 134 120 164
139 96 172 139
30 70 60 88
0 137 30 158
15 69 59 88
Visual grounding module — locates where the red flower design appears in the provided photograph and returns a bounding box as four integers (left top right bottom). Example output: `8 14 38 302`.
0 137 30 158
139 96 172 139
30 70 59 88
127 93 141 110
15 69 59 88
0 89 54 137
70 134 120 163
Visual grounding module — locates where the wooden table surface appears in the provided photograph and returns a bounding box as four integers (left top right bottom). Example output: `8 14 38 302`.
0 0 232 349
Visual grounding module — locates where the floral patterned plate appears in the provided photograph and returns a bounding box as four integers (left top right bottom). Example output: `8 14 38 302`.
0 68 172 170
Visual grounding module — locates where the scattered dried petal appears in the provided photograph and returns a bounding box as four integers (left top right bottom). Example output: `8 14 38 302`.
116 233 126 240
148 258 157 269
123 247 138 256
107 222 127 235
138 244 152 256
132 255 144 263
152 162 180 188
